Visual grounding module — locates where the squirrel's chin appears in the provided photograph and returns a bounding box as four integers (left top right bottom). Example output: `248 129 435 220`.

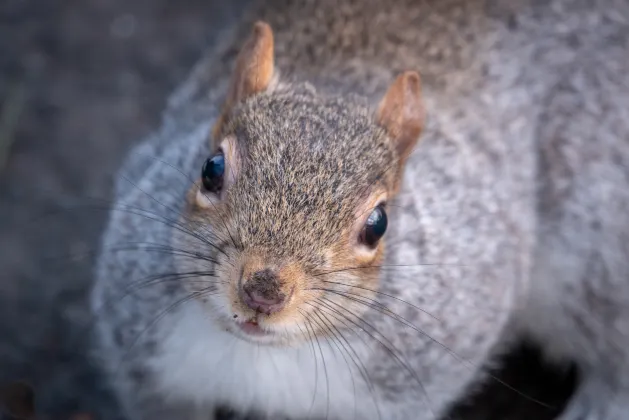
236 319 269 336
224 318 297 347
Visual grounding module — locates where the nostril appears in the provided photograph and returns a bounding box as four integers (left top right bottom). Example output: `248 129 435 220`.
241 270 288 315
242 289 286 315
247 290 284 306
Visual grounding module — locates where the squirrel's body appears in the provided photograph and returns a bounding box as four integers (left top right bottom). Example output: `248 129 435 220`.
91 0 629 419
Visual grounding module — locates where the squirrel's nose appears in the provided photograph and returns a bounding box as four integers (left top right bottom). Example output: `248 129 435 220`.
242 289 286 315
241 269 288 315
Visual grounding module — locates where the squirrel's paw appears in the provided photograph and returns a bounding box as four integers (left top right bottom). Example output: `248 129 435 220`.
557 375 629 420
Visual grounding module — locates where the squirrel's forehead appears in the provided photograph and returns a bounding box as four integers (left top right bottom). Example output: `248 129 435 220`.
234 102 392 167
234 91 383 144
238 139 390 195
227 92 396 198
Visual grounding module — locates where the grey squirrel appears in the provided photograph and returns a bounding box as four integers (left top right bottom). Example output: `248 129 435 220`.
90 0 629 419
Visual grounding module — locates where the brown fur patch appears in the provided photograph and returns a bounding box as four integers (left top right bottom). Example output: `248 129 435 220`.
212 21 275 143
376 71 425 191
230 252 312 326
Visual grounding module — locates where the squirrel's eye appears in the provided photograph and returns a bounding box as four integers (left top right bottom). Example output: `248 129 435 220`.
359 205 388 248
201 152 225 193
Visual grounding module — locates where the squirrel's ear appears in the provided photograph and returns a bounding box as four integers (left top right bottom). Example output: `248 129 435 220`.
212 21 275 141
228 21 275 103
375 71 425 165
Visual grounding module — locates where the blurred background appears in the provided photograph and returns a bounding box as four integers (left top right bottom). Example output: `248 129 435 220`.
0 1 576 419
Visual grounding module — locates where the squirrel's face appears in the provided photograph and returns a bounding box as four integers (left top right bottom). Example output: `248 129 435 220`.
175 21 424 347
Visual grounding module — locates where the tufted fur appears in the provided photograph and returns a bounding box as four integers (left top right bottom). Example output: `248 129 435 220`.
90 0 629 419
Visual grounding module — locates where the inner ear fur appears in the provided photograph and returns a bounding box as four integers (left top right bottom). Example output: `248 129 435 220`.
375 71 425 186
212 21 276 144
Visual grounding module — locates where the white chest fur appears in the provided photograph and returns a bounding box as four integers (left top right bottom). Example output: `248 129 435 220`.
151 302 381 419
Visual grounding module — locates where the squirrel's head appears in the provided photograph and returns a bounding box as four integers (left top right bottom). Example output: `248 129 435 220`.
177 21 425 346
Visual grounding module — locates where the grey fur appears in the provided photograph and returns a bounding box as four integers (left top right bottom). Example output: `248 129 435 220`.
91 0 629 419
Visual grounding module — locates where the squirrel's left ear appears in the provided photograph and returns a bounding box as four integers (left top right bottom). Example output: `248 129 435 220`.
375 71 425 172
213 21 276 142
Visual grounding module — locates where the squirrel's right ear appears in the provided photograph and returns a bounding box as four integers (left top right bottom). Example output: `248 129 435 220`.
212 21 276 142
375 71 425 169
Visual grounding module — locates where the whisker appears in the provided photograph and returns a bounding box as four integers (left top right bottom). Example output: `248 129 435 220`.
86 270 223 338
123 152 243 250
22 193 232 261
108 271 224 303
306 305 361 420
314 263 468 278
117 287 220 373
302 313 330 420
310 309 360 420
93 201 229 257
317 296 437 419
318 291 554 410
313 300 383 420
295 321 320 417
45 241 220 267
316 287 436 333
311 297 386 400
24 193 224 246
314 280 439 321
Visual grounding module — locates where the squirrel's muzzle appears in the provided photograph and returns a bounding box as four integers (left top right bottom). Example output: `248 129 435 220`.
240 269 292 315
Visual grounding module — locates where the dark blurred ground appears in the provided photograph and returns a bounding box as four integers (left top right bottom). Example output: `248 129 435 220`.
0 1 576 419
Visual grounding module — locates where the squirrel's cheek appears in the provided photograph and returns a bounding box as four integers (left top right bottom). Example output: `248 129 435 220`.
184 179 216 210
195 188 219 209
355 244 385 267
349 228 387 266
326 244 385 284
325 237 385 273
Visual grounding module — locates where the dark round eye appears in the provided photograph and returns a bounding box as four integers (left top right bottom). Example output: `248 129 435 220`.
360 204 388 248
201 152 225 193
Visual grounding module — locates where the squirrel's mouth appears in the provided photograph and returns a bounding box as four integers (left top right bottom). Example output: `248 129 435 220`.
226 315 304 347
226 311 298 346
235 318 269 336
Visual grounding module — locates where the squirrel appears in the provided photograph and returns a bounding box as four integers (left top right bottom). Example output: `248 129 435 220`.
90 0 629 419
